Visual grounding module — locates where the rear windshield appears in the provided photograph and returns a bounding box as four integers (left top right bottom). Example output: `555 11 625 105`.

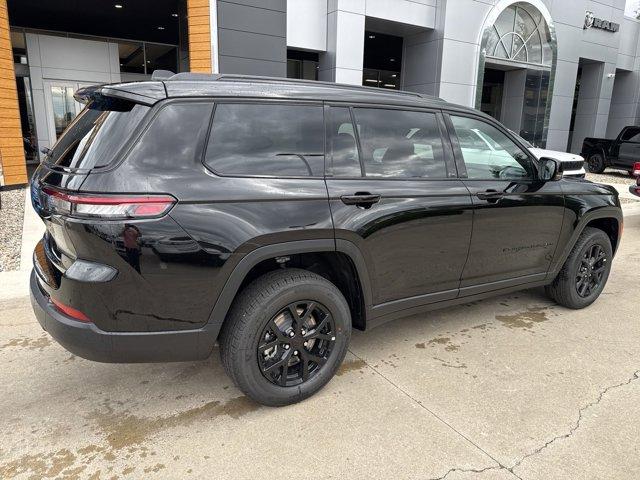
44 98 150 171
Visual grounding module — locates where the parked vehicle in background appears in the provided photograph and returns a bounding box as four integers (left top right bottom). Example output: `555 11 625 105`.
582 126 640 174
509 131 586 178
30 74 623 406
630 162 640 197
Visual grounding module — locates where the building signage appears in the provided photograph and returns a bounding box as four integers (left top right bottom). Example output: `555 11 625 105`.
584 11 619 32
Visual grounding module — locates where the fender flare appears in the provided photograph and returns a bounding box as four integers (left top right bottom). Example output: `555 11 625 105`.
197 238 373 356
547 206 622 280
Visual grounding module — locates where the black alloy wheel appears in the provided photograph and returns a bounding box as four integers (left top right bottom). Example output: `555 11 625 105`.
258 301 335 387
219 268 351 406
587 153 605 173
545 227 613 309
575 243 608 298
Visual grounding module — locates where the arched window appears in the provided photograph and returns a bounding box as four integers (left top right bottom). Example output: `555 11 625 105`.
485 3 552 67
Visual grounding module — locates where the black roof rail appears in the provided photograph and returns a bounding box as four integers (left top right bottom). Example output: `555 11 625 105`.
167 72 441 101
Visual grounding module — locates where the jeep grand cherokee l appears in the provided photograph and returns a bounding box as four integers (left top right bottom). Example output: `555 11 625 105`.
30 74 623 406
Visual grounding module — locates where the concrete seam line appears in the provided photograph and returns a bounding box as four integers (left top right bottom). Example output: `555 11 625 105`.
346 349 521 480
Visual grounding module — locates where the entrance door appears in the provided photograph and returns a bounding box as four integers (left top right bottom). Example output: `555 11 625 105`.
446 113 565 292
43 81 95 145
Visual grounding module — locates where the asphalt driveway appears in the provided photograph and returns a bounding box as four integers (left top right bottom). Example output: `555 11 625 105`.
1 215 639 479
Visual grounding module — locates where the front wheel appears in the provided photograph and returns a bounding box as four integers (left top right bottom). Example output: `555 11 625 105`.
587 153 606 173
219 269 351 406
545 227 613 309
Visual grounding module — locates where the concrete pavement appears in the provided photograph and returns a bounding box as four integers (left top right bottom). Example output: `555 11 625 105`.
0 219 639 479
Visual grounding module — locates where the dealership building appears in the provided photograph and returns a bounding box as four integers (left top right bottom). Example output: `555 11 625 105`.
1 0 640 186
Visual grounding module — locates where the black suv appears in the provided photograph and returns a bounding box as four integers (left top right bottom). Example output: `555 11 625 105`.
30 74 622 406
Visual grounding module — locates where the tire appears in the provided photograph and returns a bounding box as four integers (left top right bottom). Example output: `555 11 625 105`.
545 227 613 309
219 268 351 406
586 152 606 173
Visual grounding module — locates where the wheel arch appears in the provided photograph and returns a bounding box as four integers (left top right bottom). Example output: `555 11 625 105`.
586 145 609 166
548 207 622 280
202 239 373 349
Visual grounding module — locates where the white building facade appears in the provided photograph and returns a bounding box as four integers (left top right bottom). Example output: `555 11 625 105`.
209 0 640 153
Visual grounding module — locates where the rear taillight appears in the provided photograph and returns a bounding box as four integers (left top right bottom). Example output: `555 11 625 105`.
633 162 640 177
42 187 175 219
50 297 91 322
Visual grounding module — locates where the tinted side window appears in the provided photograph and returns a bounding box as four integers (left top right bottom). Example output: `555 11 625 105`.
328 106 361 177
450 115 534 180
205 103 324 177
126 102 213 169
352 108 447 178
621 128 640 142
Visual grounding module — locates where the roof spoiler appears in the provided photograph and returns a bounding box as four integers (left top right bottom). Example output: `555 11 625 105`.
74 82 167 106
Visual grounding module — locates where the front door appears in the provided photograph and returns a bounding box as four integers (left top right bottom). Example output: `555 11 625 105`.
446 113 565 292
325 105 473 315
616 127 640 169
43 80 96 146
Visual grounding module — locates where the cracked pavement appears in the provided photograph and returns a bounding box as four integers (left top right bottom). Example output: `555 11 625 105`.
1 215 639 479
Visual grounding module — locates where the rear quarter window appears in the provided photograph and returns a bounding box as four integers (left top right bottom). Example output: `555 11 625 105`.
125 102 214 170
204 103 325 177
44 99 150 171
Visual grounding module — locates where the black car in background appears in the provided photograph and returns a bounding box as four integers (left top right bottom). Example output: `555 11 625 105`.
30 74 622 406
582 125 640 174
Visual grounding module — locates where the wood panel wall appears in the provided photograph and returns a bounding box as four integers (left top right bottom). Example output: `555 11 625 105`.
187 0 212 73
0 0 26 186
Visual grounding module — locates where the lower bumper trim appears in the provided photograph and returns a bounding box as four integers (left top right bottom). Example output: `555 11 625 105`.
30 271 214 363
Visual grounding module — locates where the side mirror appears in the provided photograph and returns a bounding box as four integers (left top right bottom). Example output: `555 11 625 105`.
538 157 563 181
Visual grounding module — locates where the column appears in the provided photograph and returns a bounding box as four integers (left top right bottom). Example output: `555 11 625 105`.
318 0 365 85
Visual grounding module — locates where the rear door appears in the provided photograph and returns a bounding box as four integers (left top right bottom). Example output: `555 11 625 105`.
325 104 473 315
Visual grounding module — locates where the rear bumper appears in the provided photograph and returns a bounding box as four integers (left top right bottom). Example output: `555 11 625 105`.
30 271 214 363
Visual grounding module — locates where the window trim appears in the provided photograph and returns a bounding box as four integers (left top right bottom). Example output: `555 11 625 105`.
202 98 327 180
325 102 456 181
443 111 540 181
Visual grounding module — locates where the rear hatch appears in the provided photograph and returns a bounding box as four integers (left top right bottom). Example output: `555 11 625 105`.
31 86 159 285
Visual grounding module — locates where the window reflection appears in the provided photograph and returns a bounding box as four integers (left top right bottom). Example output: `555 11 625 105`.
50 86 77 138
352 108 447 179
205 104 325 177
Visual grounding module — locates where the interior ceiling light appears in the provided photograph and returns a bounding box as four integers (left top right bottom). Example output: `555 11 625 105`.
172 13 179 17
114 4 123 8
368 35 375 39
157 26 165 30
390 58 395 62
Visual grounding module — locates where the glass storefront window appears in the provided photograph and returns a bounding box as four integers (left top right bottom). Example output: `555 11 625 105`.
50 86 78 138
362 69 400 90
287 50 319 81
145 43 178 73
118 41 177 76
485 3 552 67
118 41 145 74
287 59 319 80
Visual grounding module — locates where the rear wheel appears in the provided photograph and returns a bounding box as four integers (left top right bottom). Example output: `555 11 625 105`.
219 269 351 406
587 152 606 173
545 227 613 309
